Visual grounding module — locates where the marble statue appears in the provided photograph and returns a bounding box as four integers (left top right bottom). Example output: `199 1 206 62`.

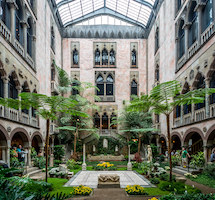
147 145 152 162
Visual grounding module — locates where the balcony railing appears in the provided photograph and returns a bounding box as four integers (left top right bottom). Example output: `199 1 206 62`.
174 118 181 128
195 107 205 122
31 117 39 127
0 19 11 42
50 123 59 134
201 23 215 44
0 105 4 117
21 112 29 124
177 55 186 71
26 53 34 68
188 41 198 59
183 113 191 125
14 39 24 57
99 129 117 136
210 104 215 117
9 108 19 122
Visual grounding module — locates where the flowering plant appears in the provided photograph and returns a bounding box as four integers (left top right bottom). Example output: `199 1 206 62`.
184 173 197 179
125 185 148 195
72 185 92 196
94 162 117 170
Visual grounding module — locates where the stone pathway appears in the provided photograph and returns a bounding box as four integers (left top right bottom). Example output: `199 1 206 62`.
65 171 153 188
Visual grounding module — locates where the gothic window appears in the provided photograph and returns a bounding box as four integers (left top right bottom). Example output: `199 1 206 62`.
178 20 185 59
106 75 113 96
131 49 137 66
183 83 191 115
30 0 34 9
155 114 160 123
155 65 160 82
110 113 117 129
15 0 24 45
27 18 33 57
131 79 138 96
95 48 100 65
175 94 181 118
0 76 4 98
102 113 108 129
51 26 55 51
188 1 198 47
72 79 80 95
109 49 115 65
102 48 108 65
73 48 79 65
155 27 159 53
51 66 55 81
210 71 215 104
96 75 104 95
8 75 18 99
195 74 205 110
32 89 37 118
202 0 213 33
94 112 100 128
22 82 30 114
0 0 10 29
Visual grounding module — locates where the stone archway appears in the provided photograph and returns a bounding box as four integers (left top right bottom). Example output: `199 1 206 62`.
159 136 167 154
0 125 9 162
171 132 182 151
206 125 215 161
10 128 30 148
31 132 44 154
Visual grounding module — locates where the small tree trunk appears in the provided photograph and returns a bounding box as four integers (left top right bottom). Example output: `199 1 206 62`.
166 114 172 182
73 130 77 160
138 135 141 154
45 119 50 182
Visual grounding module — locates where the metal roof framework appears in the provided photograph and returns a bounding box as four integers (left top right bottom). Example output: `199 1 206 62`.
53 0 158 28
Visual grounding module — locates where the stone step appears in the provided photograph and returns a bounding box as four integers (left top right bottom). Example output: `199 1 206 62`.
173 166 194 176
26 167 39 174
27 169 42 177
30 172 46 181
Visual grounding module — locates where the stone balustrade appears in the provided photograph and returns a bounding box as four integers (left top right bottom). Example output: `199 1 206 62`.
174 118 181 128
26 53 34 68
188 41 198 59
183 113 191 125
50 123 59 134
201 23 214 44
195 107 205 122
176 55 186 71
0 19 11 42
0 105 4 117
9 108 19 121
99 129 117 136
21 112 29 124
14 38 25 57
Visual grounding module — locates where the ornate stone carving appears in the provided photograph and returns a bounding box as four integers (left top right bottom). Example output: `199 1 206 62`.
98 174 120 188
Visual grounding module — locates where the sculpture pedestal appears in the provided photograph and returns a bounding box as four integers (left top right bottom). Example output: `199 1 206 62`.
98 174 120 188
127 162 132 171
82 163 87 171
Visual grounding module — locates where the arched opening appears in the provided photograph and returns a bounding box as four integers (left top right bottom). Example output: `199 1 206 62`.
15 0 24 45
71 79 80 95
209 71 215 105
32 134 43 154
182 82 191 115
206 130 215 161
22 81 30 114
0 0 11 29
102 113 108 129
194 73 205 110
202 0 213 33
11 132 29 148
160 137 167 154
109 48 115 65
0 73 4 98
95 48 100 65
172 135 181 151
131 49 137 66
73 48 79 65
96 75 104 96
106 74 113 96
0 130 7 161
184 131 203 155
110 113 117 129
155 27 159 52
93 112 100 128
188 1 198 47
32 89 37 118
178 20 185 59
27 18 33 57
8 74 18 99
102 48 108 65
131 79 138 96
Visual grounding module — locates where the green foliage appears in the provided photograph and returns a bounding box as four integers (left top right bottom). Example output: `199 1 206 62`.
160 193 215 200
150 177 160 184
0 166 23 178
139 161 153 175
158 181 201 194
203 163 215 179
172 154 181 167
44 192 71 200
10 156 24 168
66 159 80 170
190 151 205 168
54 145 65 161
54 160 62 167
151 144 159 159
31 148 37 160
33 157 46 169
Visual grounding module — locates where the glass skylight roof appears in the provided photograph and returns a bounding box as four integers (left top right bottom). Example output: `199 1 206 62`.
54 0 156 28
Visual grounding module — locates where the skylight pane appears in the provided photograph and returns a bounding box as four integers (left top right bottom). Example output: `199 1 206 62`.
108 16 115 25
95 16 102 24
101 16 108 24
106 0 117 10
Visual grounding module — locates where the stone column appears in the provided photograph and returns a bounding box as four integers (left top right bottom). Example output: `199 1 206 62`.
7 140 11 167
50 136 54 167
3 77 9 118
203 140 208 163
2 147 6 162
9 2 16 41
205 78 210 118
32 34 36 68
196 4 203 46
180 105 184 125
22 22 28 57
127 145 132 171
26 142 31 167
175 37 179 70
39 143 45 156
213 0 215 24
184 24 190 60
28 107 32 125
17 87 22 122
82 143 87 171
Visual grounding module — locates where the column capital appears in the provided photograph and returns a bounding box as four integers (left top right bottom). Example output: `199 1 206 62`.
2 77 9 84
7 1 17 9
195 2 206 12
183 22 192 30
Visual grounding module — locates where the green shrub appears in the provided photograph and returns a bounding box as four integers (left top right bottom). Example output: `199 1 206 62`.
54 160 62 167
54 145 65 161
33 157 46 169
190 152 205 169
10 157 24 168
172 154 181 167
203 163 215 179
66 159 80 170
160 194 176 200
31 148 37 160
160 193 215 200
150 177 160 184
125 185 148 195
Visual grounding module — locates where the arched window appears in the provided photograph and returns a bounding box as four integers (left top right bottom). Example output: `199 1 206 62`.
51 26 55 50
155 114 159 123
71 79 80 95
30 0 34 9
175 94 181 118
32 89 37 117
95 48 100 65
102 48 108 65
131 79 138 96
210 71 215 104
0 76 4 98
202 0 213 33
8 75 18 99
22 82 30 114
15 0 24 45
73 48 79 65
155 65 159 82
178 20 185 59
94 112 100 128
131 49 137 66
96 75 104 95
183 83 191 114
0 0 10 29
27 18 33 57
106 75 113 96
109 49 115 65
188 1 198 47
195 74 205 110
51 66 55 81
155 27 159 52
102 113 108 129
110 113 117 129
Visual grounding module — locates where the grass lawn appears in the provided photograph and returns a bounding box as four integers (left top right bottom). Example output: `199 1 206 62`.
144 187 170 196
48 178 74 196
190 174 215 188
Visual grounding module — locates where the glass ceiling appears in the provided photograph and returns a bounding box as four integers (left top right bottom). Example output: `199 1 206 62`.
54 0 156 28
